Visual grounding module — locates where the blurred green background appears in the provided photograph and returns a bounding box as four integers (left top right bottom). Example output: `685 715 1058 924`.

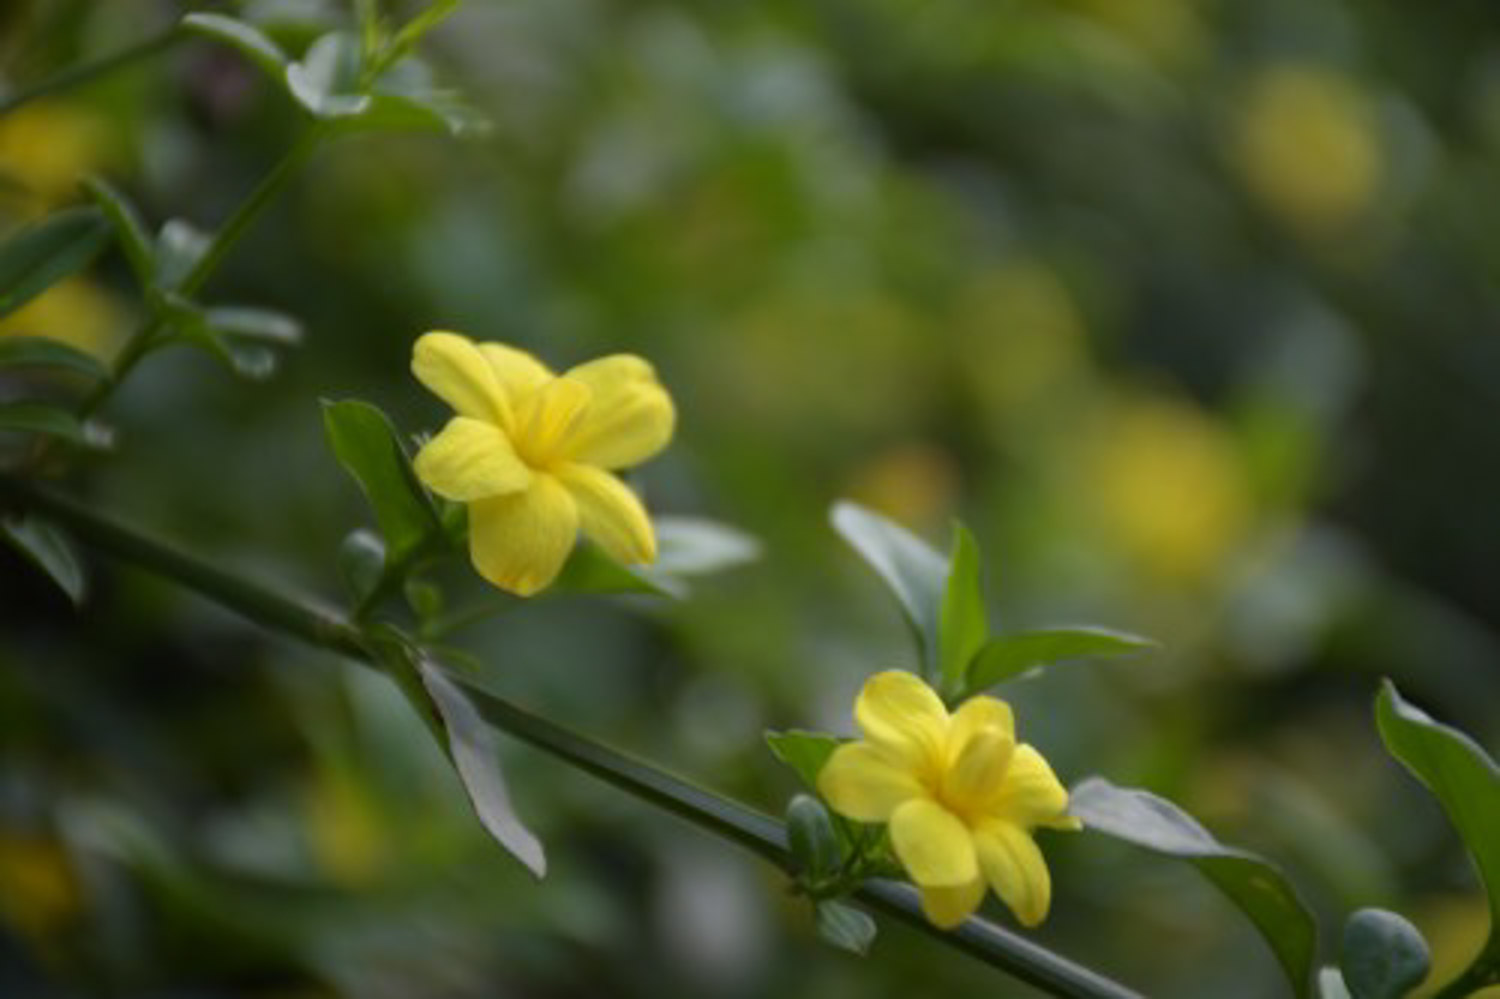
3 0 1499 996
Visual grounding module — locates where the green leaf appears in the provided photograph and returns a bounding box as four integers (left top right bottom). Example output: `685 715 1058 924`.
0 207 111 318
321 399 440 565
416 655 547 877
0 402 109 448
647 515 762 576
337 528 385 601
0 336 108 379
552 542 672 597
286 33 370 118
1 513 85 604
181 13 290 78
82 177 154 283
830 500 946 674
765 730 841 791
153 219 211 291
203 306 303 345
1071 777 1317 998
1376 681 1500 994
966 626 1156 693
158 295 281 381
786 794 842 880
1339 908 1430 999
386 0 462 65
816 900 877 956
938 521 988 696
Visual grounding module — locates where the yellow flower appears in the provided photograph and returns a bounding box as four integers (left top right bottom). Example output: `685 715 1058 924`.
411 331 675 596
818 671 1079 929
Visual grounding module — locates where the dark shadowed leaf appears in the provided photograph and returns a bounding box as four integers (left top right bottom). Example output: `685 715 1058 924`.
966 627 1156 693
321 399 439 564
0 207 110 317
0 336 107 379
82 177 154 283
2 513 85 604
1071 777 1316 998
181 12 290 78
1376 681 1500 994
1339 908 1429 999
830 500 946 673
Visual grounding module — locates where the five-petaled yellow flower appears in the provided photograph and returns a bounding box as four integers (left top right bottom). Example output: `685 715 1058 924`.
411 331 675 596
818 671 1080 929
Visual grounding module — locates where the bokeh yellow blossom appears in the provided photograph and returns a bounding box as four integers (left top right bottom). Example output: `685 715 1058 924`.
818 671 1079 929
0 276 124 358
0 100 107 210
1079 392 1253 584
411 332 675 596
1235 65 1382 235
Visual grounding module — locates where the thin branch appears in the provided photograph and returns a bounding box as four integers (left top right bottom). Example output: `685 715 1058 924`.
1 476 1143 999
0 27 184 118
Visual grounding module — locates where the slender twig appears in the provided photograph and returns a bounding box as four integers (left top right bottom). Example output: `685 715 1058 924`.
0 26 184 118
1 476 1143 999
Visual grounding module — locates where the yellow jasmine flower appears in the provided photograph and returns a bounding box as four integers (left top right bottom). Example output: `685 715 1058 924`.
818 671 1079 929
410 331 675 596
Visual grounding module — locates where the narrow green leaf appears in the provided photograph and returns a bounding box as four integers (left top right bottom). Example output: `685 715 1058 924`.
181 13 290 78
650 515 762 577
153 219 211 291
0 402 86 444
204 306 303 345
1070 777 1317 998
1 513 85 604
1339 908 1430 999
1376 681 1500 995
552 542 672 597
0 336 107 379
766 730 841 791
386 0 462 64
0 207 110 317
966 627 1156 692
321 399 439 564
816 900 877 956
158 295 280 381
82 177 154 283
830 500 946 674
939 522 988 696
415 655 547 877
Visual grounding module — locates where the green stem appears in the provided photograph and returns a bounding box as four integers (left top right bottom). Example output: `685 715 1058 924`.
0 477 363 658
1 478 1141 999
179 126 326 298
0 26 184 118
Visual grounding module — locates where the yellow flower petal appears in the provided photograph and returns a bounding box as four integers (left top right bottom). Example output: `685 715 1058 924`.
479 342 553 411
919 876 986 929
993 745 1072 828
890 798 978 888
940 725 1016 817
818 743 925 823
412 331 509 428
854 670 947 773
413 417 532 501
558 354 675 469
974 822 1051 927
516 377 592 466
946 695 1015 762
468 475 579 596
553 463 656 564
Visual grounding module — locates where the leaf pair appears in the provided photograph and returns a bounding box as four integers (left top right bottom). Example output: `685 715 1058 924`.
184 10 486 138
830 500 1153 700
